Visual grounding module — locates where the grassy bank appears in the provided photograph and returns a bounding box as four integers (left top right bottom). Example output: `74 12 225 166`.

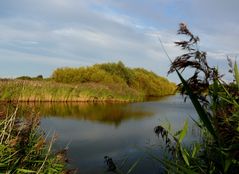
0 62 176 102
0 80 144 102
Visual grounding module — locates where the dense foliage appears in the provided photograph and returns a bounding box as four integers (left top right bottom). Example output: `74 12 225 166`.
0 62 175 102
154 23 239 174
52 61 176 97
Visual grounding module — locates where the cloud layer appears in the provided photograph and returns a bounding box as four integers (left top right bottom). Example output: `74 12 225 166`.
0 0 238 81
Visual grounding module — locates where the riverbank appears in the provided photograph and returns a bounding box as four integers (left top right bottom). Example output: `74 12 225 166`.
0 62 176 102
0 80 141 102
0 79 175 103
0 62 177 102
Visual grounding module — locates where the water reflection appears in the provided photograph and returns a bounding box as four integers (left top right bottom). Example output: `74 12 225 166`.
19 95 200 174
19 102 153 126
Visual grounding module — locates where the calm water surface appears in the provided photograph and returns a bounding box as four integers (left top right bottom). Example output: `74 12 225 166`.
29 95 199 173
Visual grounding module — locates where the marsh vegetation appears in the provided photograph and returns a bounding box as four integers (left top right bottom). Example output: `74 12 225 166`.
0 104 66 173
1 23 238 174
0 62 176 102
152 23 239 174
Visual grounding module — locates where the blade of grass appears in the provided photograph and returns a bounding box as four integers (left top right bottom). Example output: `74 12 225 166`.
16 168 36 173
234 61 239 89
175 69 218 141
179 119 188 143
180 147 190 166
219 80 239 108
144 149 197 174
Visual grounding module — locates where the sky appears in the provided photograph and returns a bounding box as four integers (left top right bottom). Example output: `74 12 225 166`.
0 0 238 82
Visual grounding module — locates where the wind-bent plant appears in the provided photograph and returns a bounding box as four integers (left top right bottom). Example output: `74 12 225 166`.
153 23 239 174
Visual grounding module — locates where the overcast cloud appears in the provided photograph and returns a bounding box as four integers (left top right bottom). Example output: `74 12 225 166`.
0 0 238 81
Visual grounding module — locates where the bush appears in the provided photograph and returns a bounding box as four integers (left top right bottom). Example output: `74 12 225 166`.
51 62 176 97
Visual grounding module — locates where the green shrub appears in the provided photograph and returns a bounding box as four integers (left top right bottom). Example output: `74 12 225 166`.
51 62 176 98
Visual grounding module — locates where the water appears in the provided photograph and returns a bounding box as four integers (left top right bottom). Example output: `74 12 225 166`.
26 95 200 173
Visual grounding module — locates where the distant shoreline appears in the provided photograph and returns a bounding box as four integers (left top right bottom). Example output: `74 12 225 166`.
0 62 177 103
0 80 176 103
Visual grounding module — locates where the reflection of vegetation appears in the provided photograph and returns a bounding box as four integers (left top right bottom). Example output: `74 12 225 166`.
0 104 66 173
19 102 153 126
153 24 239 174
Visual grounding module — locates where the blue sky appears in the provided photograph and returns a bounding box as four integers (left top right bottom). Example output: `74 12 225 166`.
0 0 238 82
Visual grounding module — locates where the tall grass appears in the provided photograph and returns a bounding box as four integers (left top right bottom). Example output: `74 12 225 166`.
153 23 239 174
0 80 144 102
0 104 66 173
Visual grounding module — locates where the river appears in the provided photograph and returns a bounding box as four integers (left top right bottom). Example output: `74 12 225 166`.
29 94 199 173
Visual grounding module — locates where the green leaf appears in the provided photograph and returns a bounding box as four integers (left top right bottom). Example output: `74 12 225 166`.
175 69 218 141
144 149 197 174
17 168 36 173
180 147 190 166
234 60 239 89
192 143 200 158
219 81 239 108
179 120 188 143
0 163 7 167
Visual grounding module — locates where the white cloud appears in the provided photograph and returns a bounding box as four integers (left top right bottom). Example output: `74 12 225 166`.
53 28 112 46
0 0 238 82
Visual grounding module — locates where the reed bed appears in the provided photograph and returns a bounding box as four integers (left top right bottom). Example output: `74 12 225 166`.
151 23 239 174
0 104 66 173
0 80 144 102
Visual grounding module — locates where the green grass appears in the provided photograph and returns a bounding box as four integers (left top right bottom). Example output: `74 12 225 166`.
0 104 66 173
0 80 144 102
